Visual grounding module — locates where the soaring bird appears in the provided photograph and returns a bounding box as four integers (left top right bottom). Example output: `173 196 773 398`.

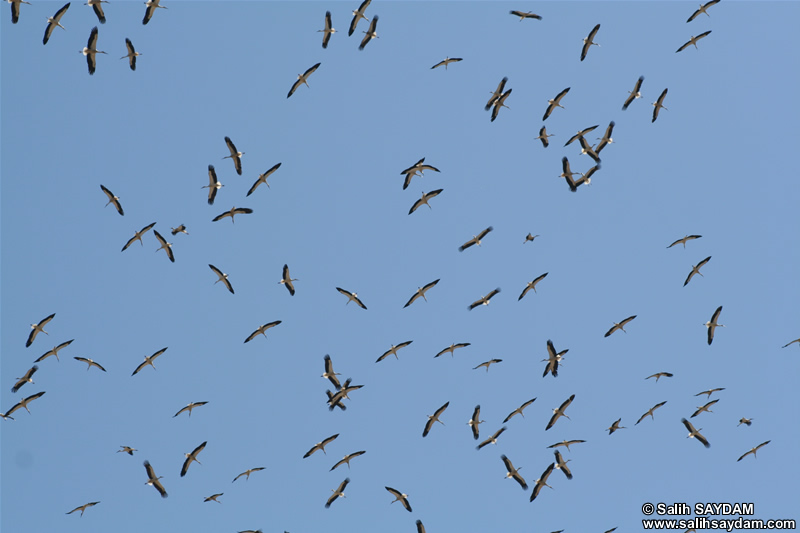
546 394 575 430
11 366 38 393
676 30 712 53
503 398 536 423
607 418 626 435
330 450 366 471
336 287 367 309
81 27 107 75
510 10 541 21
477 426 507 450
287 62 321 98
547 439 586 452
635 401 667 425
120 38 141 70
180 441 207 477
681 418 710 448
385 486 412 512
403 279 440 308
667 234 702 248
578 136 602 164
580 24 601 61
131 347 168 376
781 338 800 349
400 157 440 190
85 0 106 23
490 88 512 122
434 343 470 358
595 121 616 153
687 0 721 22
473 359 502 372
321 354 342 390
319 11 336 48
66 501 100 517
279 264 297 296
645 372 673 382
695 387 725 398
142 0 166 25
376 341 413 363
501 454 528 489
244 321 282 343
459 226 493 252
143 460 168 498
212 206 253 224
737 417 753 427
518 272 548 301
737 441 770 462
358 14 378 50
535 126 553 147
304 434 339 458
232 467 265 483
9 0 32 24
486 77 509 111
542 339 566 378
431 57 462 70
153 230 175 262
247 163 282 197
35 339 74 363
26 313 56 348
408 189 443 215
529 463 555 502
348 0 371 36
691 399 719 418
684 256 711 286
173 401 208 418
204 493 223 503
651 88 669 123
4 391 46 418
203 165 224 205
223 136 244 175
73 357 106 372
170 224 188 236
122 222 156 252
468 288 501 310
208 264 234 294
468 405 485 440
564 125 599 147
118 446 136 455
423 401 449 437
100 185 123 215
553 451 573 480
43 3 70 45
325 478 350 508
604 315 637 337
622 76 644 110
704 306 724 345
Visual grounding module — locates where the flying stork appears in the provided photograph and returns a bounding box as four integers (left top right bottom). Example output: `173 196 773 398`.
687 0 721 22
468 405 485 439
81 27 107 75
118 446 136 455
85 0 106 23
232 467 265 483
607 418 626 434
434 342 470 358
247 162 282 196
510 10 541 21
542 339 566 378
223 136 244 175
142 0 166 25
325 478 350 508
403 279 440 308
408 189 443 214
73 357 106 372
519 272 548 301
35 339 74 363
348 0 371 36
501 454 528 489
691 399 719 418
595 121 616 153
695 387 725 398
553 450 573 480
100 185 123 215
423 401 449 437
209 264 235 294
244 320 281 343
376 341 413 363
330 450 366 471
677 30 712 52
645 372 673 382
486 77 508 110
490 88 512 122
473 359 502 372
43 3 70 45
738 417 753 426
66 501 100 517
26 313 56 348
358 14 378 50
564 125 599 147
9 0 31 24
604 315 637 337
131 347 168 376
668 234 702 248
546 394 575 430
173 401 208 418
11 366 38 393
535 126 553 147
212 206 253 224
319 11 336 48
459 226 493 252
416 520 426 533
204 493 223 503
635 401 667 425
574 163 601 188
704 305 724 345
431 57 462 70
543 87 570 121
468 288 501 310
143 460 168 498
622 76 644 110
681 418 711 448
336 287 367 309
321 354 342 389
684 256 712 286
121 222 156 252
503 398 536 423
401 158 440 190
580 24 601 61
525 233 540 243
737 440 770 462
477 426 507 450
547 439 586 452
180 441 207 477
153 230 174 262
385 487 413 512
529 463 555 502
287 62 321 98
202 165 224 204
304 434 340 458
652 88 669 122
3 391 46 418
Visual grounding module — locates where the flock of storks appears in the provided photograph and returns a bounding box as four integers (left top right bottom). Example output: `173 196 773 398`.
5 0 796 531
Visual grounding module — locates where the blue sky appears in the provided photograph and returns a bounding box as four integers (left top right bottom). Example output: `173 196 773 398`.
2 1 799 532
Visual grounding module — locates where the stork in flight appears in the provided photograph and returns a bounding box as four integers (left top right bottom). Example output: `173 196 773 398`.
118 446 136 455
738 417 753 427
491 88 512 122
43 3 70 45
607 418 626 434
304 434 339 458
546 394 575 430
223 136 244 175
122 222 156 252
529 463 555 502
695 387 725 398
120 38 141 70
781 338 800 349
542 339 566 378
336 287 367 309
518 272 548 301
153 230 175 262
687 0 721 23
3 391 46 418
622 76 644 110
681 418 710 448
434 342 470 358
691 399 719 418
564 125 599 147
209 264 235 294
203 165 223 205
11 366 38 393
501 454 528 489
100 185 123 215
85 0 106 23
408 189 443 214
459 226 494 252
26 313 56 348
503 398 536 423
385 487 412 512
431 57 462 70
247 163 282 197
212 206 253 224
358 14 378 50
330 450 366 471
668 234 702 248
142 0 166 25
348 0 371 36
74 357 106 372
473 359 502 372
553 450 573 480
676 31 712 53
319 11 336 48
486 77 508 111
66 501 100 517
321 354 342 390
244 321 282 343
635 401 667 425
510 10 541 21
81 27 107 75
180 441 207 477
547 439 586 452
376 341 413 363
652 88 669 123
9 0 32 24
535 126 553 148
204 493 223 503
704 305 724 345
468 288 501 310
143 460 168 498
737 440 770 462
325 478 350 508
232 467 265 483
645 372 673 382
423 401 449 437
477 426 507 450
131 347 168 376
403 279 440 308
468 405 485 439
287 63 321 98
35 339 74 363
173 401 208 418
684 256 711 286
170 225 188 236
604 315 637 337
580 24 601 61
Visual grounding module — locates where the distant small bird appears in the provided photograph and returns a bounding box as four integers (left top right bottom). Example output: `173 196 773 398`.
142 0 167 25
543 87 570 121
490 88 512 122
26 313 56 348
431 57 462 70
3 391 46 418
403 279 440 308
85 0 106 23
287 62 321 98
667 234 702 249
100 185 123 215
35 339 74 363
131 347 168 376
459 226 493 252
204 493 223 503
486 77 508 111
12 366 38 393
408 189 443 215
524 233 540 243
325 478 350 508
81 27 107 75
510 10 541 21
607 418 626 435
503 398 536 423
66 501 100 517
652 88 669 123
9 0 32 24
681 418 710 448
687 0 721 22
580 24 601 61
336 287 367 309
622 76 644 110
120 38 141 70
645 372 673 382
153 230 175 263
691 399 719 418
595 121 616 153
468 405 485 440
181 441 207 477
348 0 371 36
73 357 106 372
43 3 70 45
170 225 188 236
704 305 724 345
518 272 548 301
232 467 265 483
122 222 157 252
578 136 602 164
203 165 224 205
535 127 553 147
246 162 282 197
376 341 413 363
635 401 667 425
737 440 770 462
604 315 637 337
738 417 753 426
676 31 712 53
173 401 208 418
477 426 507 450
529 463 555 502
434 343 470 358
244 321 282 344
684 256 712 286
223 136 244 175
118 446 136 455
143 460 168 498
304 434 339 458
280 264 297 296
542 339 566 378
385 486 412 512
695 387 725 398
321 354 342 390
330 450 366 471
564 125 599 147
358 14 378 50
468 288 501 310
208 264 234 294
546 394 575 430
473 359 502 372
319 11 336 49
423 401 449 437
547 439 586 452
212 206 253 224
553 450 573 480
400 157 440 190
501 454 528 489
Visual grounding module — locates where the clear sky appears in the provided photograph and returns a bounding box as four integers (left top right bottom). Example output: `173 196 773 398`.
2 1 799 532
